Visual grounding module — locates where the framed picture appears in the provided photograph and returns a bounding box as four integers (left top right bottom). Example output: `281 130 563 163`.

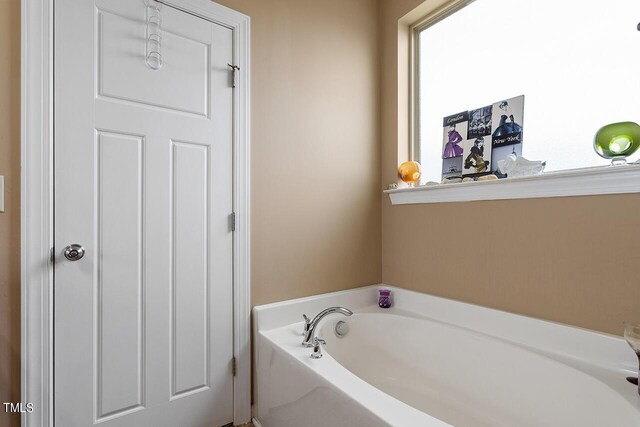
442 111 468 159
441 95 525 180
492 95 524 147
462 135 492 177
467 105 492 139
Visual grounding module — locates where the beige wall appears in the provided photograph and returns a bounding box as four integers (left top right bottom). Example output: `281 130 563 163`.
380 0 640 336
0 0 21 425
214 0 381 306
0 0 381 421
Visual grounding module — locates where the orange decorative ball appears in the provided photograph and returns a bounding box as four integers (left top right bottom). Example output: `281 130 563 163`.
398 161 421 184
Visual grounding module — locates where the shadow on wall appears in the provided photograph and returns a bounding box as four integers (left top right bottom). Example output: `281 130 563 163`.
0 334 20 427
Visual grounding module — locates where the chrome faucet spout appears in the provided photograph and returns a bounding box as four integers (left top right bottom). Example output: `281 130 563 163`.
302 306 353 347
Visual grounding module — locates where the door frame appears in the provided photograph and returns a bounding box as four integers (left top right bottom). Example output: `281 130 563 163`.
21 1 251 425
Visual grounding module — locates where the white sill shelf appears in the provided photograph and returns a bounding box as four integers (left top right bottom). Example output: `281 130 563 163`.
385 163 640 205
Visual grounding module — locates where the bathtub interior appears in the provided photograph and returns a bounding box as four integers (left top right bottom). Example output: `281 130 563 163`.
318 313 640 427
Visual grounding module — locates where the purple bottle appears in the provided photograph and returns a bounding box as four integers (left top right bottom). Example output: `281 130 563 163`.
378 289 392 309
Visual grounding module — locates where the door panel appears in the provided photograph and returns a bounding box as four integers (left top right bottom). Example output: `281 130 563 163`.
171 141 210 398
96 131 145 419
54 1 234 426
97 6 211 116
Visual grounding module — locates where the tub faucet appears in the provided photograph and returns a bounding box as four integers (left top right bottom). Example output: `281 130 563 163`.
302 306 353 348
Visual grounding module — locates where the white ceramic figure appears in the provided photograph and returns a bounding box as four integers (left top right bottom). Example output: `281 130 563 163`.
498 154 546 178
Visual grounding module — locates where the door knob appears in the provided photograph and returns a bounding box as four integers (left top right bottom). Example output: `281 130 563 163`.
63 244 85 261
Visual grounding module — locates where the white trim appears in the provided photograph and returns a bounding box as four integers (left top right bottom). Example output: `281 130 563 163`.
21 1 252 426
386 164 640 205
227 5 252 425
21 0 54 425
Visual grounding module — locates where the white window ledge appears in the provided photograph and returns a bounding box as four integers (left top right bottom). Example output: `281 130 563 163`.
385 164 640 205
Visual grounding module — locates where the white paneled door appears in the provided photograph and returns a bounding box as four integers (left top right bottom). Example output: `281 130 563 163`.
54 1 234 426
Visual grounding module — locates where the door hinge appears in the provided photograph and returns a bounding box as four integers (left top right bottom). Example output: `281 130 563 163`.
232 356 237 377
231 212 236 232
50 247 55 263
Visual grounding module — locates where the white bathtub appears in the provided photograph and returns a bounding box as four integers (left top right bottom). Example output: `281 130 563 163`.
252 286 640 426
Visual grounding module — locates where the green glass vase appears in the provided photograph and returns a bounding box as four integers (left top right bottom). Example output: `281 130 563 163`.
594 121 640 165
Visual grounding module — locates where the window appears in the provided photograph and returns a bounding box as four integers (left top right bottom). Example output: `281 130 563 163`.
413 0 640 184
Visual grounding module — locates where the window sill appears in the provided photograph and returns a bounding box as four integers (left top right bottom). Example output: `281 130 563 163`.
385 163 640 205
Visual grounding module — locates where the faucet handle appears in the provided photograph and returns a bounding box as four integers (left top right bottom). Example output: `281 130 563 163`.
311 337 324 359
302 314 311 335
